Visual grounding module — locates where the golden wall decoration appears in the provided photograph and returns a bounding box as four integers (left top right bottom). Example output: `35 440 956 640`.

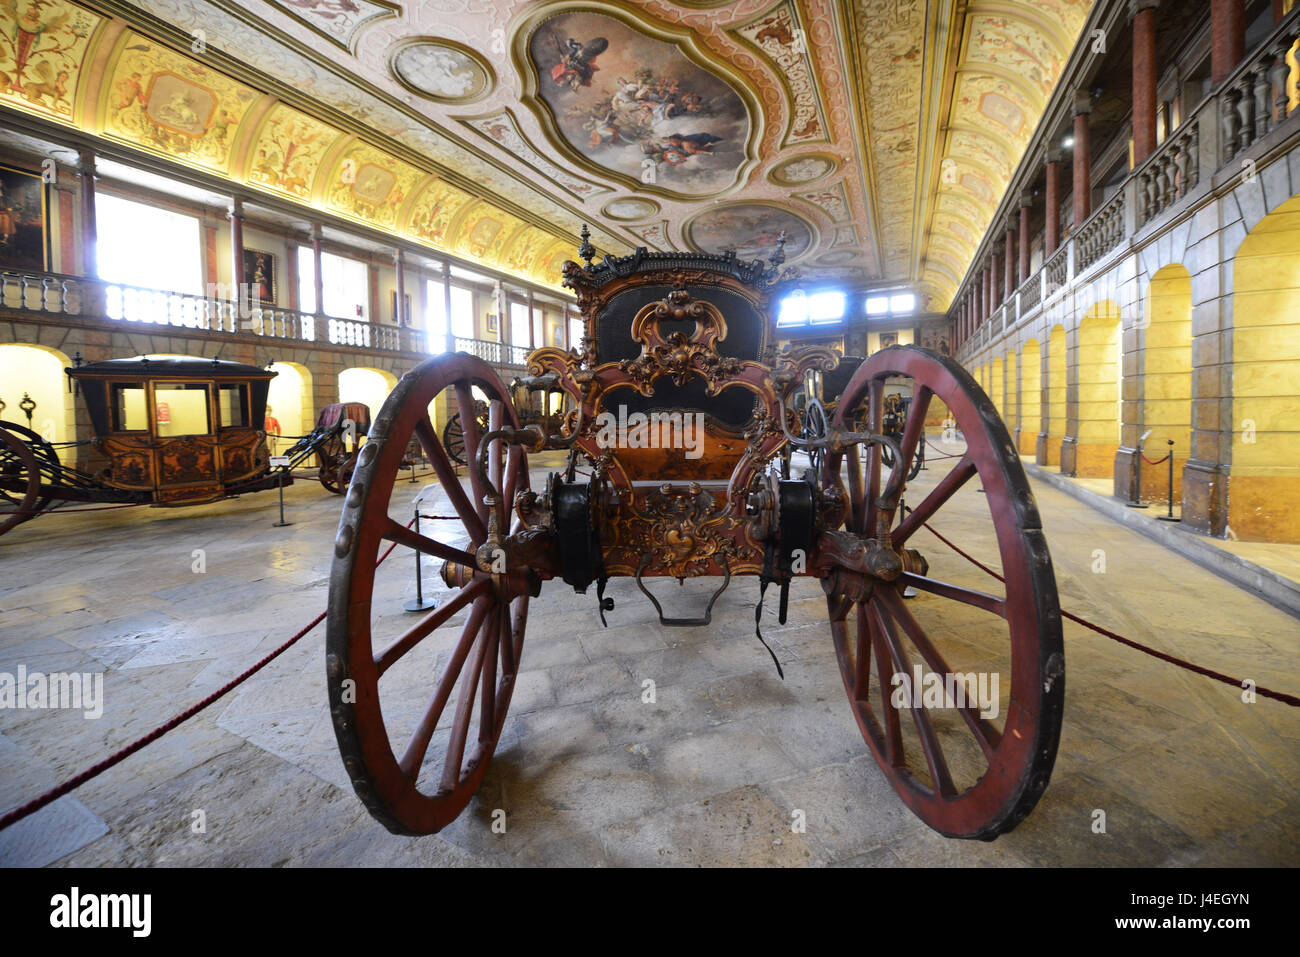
0 0 101 123
246 102 342 201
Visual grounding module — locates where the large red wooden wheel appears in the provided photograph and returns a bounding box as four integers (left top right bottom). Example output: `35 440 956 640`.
327 354 532 835
0 425 43 537
822 346 1064 840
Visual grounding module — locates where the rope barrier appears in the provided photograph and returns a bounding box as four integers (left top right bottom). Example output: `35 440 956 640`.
0 519 413 833
911 512 1300 708
1140 452 1171 465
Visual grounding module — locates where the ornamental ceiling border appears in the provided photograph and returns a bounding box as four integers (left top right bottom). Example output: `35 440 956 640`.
728 0 832 149
262 0 400 55
90 0 638 257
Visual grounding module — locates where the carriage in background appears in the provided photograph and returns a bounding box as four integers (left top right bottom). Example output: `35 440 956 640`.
0 357 367 537
440 372 569 466
325 235 1064 841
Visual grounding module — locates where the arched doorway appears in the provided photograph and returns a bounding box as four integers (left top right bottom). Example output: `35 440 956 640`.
0 344 76 445
1020 339 1041 456
266 361 313 456
1142 264 1192 504
990 356 1003 414
1073 301 1121 477
1044 325 1066 466
1005 349 1018 435
338 367 398 426
1229 192 1300 541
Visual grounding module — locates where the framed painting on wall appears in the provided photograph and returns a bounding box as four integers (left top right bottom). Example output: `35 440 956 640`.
242 249 275 303
390 290 411 325
486 313 499 335
549 323 563 346
879 332 898 350
0 163 49 271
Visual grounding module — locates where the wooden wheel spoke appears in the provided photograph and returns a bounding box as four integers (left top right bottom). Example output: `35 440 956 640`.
398 595 491 779
478 606 500 746
415 416 487 543
869 600 956 797
893 455 976 546
454 383 489 526
441 610 492 792
845 446 864 533
374 579 489 676
502 444 522 529
498 598 516 675
868 603 903 765
896 386 932 481
852 601 871 699
381 517 475 567
865 380 884 535
877 588 1002 761
897 572 1006 618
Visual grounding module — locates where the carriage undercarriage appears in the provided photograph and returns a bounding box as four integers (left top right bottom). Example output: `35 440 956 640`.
326 248 1064 841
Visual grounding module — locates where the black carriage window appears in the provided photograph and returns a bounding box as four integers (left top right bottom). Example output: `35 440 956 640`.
218 384 250 429
109 382 148 432
154 383 211 437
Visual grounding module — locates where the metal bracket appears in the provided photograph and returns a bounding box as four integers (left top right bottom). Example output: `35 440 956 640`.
635 555 731 627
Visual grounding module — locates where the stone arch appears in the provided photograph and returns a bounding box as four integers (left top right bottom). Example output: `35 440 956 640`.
1070 300 1122 477
1227 192 1300 541
1019 338 1041 456
266 360 313 454
0 343 77 446
338 366 399 424
1043 325 1067 466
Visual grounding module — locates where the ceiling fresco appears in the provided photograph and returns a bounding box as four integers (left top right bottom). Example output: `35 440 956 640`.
0 0 1095 307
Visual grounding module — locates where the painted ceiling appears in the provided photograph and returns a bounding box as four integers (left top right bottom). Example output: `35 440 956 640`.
0 0 1094 306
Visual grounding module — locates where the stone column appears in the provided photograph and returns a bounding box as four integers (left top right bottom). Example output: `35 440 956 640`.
982 266 991 324
1072 91 1093 229
527 290 537 349
285 237 300 312
77 149 97 279
1019 194 1032 283
228 199 244 305
1045 149 1063 256
1132 0 1161 165
311 224 324 316
442 260 454 354
393 249 406 325
1211 0 1246 85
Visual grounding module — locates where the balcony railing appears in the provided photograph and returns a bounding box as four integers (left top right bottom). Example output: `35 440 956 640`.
453 337 530 367
954 5 1300 353
0 270 430 355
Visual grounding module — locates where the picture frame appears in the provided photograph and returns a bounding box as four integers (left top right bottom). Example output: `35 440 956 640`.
390 290 411 325
879 332 898 350
242 249 275 303
486 313 499 335
549 323 563 346
0 163 50 271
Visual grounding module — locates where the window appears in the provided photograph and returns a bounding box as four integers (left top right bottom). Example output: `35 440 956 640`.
568 313 583 347
510 301 532 347
297 247 369 319
218 384 250 429
96 194 203 296
110 382 148 432
866 293 916 317
778 289 846 328
297 246 315 314
425 278 448 348
154 383 211 437
449 285 474 339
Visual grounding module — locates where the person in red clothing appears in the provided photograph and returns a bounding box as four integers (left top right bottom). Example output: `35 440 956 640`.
264 405 282 454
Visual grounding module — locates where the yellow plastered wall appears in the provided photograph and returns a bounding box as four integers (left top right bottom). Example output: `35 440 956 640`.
1075 301 1122 477
990 357 1003 414
1143 265 1192 497
1229 192 1300 541
1046 326 1067 465
338 367 398 426
1020 339 1042 455
1005 350 1018 429
0 345 75 444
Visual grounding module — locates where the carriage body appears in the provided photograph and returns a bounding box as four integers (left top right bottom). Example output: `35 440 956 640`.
67 356 278 505
325 242 1066 842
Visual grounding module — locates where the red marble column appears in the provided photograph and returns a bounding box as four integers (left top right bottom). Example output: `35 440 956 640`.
1072 92 1093 229
1132 0 1161 165
1019 195 1032 284
311 224 324 316
982 266 991 324
1004 222 1017 296
77 149 97 279
393 249 406 325
1045 149 1063 256
1212 0 1246 85
228 199 244 303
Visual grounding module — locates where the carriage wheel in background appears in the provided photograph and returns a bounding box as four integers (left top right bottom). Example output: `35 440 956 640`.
442 413 466 466
0 425 43 537
821 346 1064 840
327 353 532 835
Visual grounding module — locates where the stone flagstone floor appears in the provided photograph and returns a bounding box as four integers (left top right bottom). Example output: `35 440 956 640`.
0 452 1297 867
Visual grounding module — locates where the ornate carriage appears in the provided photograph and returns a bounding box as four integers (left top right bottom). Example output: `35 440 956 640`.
325 238 1065 841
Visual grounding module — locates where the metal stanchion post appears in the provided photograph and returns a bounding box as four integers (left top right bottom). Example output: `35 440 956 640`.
1158 439 1178 522
404 504 438 612
1127 429 1151 509
272 467 292 528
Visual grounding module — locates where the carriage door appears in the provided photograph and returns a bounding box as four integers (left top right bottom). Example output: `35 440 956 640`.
150 380 222 503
